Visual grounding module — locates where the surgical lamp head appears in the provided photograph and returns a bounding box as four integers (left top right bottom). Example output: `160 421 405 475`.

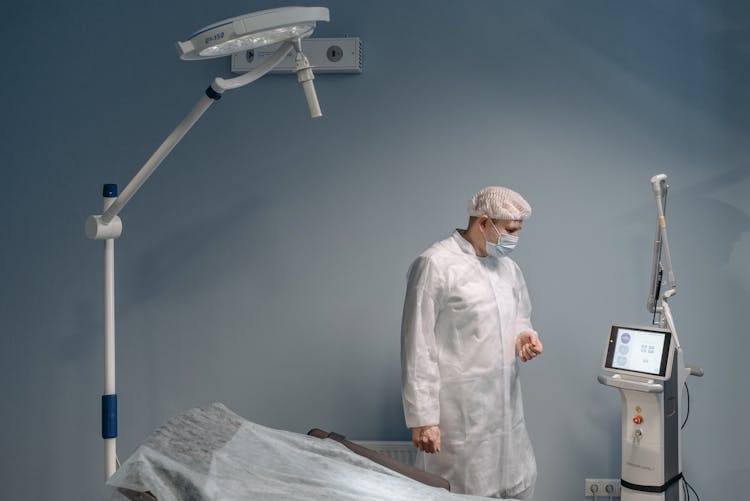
176 7 329 60
176 7 329 118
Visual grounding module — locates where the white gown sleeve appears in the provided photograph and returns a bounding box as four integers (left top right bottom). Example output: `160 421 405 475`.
513 263 535 336
400 255 443 429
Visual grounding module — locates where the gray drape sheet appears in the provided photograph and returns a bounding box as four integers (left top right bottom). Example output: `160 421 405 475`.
107 403 515 500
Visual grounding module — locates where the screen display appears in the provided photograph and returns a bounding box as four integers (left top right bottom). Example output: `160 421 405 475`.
605 326 671 376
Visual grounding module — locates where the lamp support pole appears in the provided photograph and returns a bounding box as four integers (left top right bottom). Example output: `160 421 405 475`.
103 195 117 479
89 89 221 480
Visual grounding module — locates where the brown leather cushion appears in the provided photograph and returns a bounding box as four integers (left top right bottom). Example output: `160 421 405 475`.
307 428 450 491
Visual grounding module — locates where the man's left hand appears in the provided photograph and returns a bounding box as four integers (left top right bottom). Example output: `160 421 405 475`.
516 331 543 362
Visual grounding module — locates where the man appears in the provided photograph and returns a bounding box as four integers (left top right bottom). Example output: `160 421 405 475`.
400 186 543 500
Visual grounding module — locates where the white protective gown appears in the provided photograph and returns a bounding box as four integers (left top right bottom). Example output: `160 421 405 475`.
401 230 537 498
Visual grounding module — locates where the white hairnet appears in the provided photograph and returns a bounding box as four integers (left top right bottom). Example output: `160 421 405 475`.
468 186 532 220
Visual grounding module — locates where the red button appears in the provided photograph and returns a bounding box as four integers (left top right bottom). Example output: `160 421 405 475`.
633 415 643 424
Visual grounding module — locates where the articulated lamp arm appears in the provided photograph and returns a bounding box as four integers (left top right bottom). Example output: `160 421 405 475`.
648 174 683 347
85 42 296 239
213 41 293 92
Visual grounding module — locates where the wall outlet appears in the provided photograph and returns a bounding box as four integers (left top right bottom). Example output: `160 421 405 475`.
585 478 621 497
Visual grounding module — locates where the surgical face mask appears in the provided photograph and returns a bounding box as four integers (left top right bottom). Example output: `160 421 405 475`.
485 223 519 258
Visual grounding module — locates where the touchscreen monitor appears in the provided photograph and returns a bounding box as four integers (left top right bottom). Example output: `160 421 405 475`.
604 325 672 378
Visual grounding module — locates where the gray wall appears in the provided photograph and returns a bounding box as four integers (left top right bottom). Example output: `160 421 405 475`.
1 0 748 499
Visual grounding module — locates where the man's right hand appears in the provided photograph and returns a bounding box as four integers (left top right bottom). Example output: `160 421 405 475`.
412 425 441 453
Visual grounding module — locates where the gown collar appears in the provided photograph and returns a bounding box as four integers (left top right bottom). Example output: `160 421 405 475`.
452 229 481 256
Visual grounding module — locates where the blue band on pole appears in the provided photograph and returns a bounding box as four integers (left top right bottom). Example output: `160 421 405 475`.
103 184 118 198
205 86 222 100
102 394 117 439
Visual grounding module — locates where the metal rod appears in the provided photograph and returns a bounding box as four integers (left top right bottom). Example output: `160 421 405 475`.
101 94 216 224
103 193 117 479
653 180 676 290
647 224 663 315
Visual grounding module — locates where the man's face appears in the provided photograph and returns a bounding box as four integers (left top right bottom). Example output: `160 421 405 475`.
486 218 523 244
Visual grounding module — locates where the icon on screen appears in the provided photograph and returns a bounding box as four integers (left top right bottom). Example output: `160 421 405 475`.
621 333 631 344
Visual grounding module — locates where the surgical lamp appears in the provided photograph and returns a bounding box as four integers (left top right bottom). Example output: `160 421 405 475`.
84 6 329 480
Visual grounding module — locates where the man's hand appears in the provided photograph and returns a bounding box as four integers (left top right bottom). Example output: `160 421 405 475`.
412 425 441 453
516 331 543 362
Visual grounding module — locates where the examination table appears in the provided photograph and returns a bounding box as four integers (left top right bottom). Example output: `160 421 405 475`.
107 403 521 500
